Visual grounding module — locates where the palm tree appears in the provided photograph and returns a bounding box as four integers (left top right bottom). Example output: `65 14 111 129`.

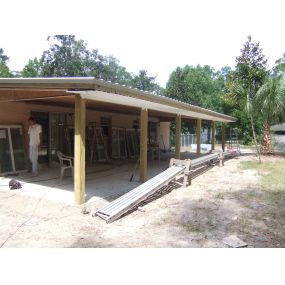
255 76 285 154
231 83 262 163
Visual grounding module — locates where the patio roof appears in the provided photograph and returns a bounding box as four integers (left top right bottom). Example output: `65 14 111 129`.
0 77 236 122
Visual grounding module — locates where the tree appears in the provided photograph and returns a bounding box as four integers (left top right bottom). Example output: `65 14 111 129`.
0 48 9 63
29 35 139 87
20 35 163 94
255 75 285 154
130 70 161 94
165 65 228 136
93 55 133 85
40 35 92 76
165 65 225 112
0 61 10 77
228 36 268 162
273 53 285 77
0 48 11 77
21 58 42 77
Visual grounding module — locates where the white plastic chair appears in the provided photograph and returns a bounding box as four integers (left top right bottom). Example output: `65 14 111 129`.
57 151 74 181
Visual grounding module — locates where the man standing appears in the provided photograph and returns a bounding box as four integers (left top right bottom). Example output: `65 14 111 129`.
28 117 42 176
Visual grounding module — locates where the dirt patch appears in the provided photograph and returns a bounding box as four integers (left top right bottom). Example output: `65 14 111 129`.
0 154 284 247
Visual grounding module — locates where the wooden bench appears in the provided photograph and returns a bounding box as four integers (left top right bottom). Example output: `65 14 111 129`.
187 152 222 184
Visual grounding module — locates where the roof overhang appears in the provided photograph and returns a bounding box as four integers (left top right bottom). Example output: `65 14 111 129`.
0 77 236 122
70 90 235 122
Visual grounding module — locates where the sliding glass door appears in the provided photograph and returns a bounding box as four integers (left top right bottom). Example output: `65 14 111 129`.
0 125 26 175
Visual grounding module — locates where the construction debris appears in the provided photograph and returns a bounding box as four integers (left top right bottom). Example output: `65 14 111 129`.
137 206 146 212
95 159 191 223
9 179 22 190
81 207 90 215
223 235 248 248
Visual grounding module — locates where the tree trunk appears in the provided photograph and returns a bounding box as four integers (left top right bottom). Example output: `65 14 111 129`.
260 122 274 155
249 113 261 163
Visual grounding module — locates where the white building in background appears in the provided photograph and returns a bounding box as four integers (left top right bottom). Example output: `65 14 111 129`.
271 123 285 145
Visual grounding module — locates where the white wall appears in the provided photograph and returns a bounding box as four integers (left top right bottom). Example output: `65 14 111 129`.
159 122 170 150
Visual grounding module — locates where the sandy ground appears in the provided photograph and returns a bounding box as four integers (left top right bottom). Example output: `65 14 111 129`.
0 154 284 248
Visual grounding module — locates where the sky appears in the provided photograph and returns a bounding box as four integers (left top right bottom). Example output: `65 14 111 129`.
1 0 285 87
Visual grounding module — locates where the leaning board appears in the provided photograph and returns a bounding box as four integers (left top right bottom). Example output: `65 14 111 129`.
96 165 186 223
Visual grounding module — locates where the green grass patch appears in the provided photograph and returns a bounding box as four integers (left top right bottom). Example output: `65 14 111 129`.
240 160 285 203
214 192 224 200
181 222 201 233
236 215 252 234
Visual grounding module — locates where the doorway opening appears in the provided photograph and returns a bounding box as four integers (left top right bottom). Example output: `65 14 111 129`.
31 111 69 165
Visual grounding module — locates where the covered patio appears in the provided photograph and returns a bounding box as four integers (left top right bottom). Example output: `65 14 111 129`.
0 151 202 206
0 78 236 205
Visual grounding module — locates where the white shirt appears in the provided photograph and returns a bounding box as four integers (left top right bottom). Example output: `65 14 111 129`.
28 124 42 146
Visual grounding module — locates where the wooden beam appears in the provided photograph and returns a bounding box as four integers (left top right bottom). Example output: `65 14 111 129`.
211 121 216 151
222 123 225 152
196 119 202 155
140 108 148 182
74 95 86 205
175 115 181 159
0 90 70 101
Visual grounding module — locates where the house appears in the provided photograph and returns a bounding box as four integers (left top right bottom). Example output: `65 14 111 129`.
271 123 285 147
0 77 236 204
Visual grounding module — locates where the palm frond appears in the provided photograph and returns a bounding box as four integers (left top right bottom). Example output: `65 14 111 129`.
255 76 285 124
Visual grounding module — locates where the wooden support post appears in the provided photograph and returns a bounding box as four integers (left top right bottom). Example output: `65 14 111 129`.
211 121 216 151
140 108 148 182
74 95 86 205
222 123 225 152
196 119 202 155
175 115 181 159
183 160 191 188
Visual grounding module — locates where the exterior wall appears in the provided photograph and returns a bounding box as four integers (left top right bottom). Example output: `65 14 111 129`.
87 110 139 129
271 123 285 132
0 101 162 152
159 122 170 150
0 102 74 153
0 101 159 129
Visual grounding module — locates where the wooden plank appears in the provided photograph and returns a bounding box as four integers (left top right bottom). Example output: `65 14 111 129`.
211 121 216 150
96 160 191 223
74 95 86 205
190 153 220 169
99 165 186 223
175 115 181 159
222 123 225 152
196 119 202 155
140 108 148 182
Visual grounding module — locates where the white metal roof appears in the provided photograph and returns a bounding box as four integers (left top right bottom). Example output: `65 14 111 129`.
72 90 235 122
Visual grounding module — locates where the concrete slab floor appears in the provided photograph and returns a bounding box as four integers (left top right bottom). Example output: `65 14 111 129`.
0 151 206 207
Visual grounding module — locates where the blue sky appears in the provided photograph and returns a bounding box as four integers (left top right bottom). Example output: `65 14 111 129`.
1 0 285 86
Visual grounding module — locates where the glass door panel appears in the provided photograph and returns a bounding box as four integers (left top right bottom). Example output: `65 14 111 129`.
10 127 26 171
118 129 127 159
112 129 120 159
0 128 13 174
50 113 68 160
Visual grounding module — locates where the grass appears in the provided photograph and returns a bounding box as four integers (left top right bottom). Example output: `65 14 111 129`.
214 192 224 200
240 159 285 204
236 215 252 234
181 221 201 233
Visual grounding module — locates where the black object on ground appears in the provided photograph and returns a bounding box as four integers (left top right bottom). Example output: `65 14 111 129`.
9 179 22 190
